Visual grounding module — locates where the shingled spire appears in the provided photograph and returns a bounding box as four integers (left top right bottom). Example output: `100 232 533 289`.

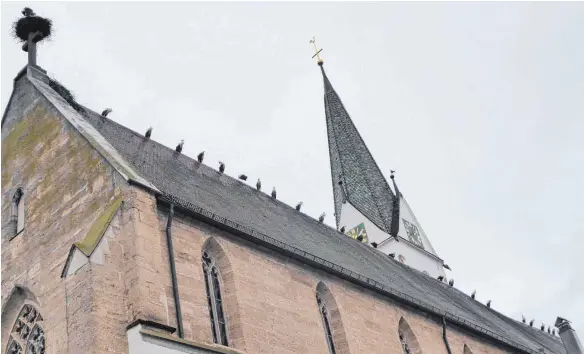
319 61 396 232
390 171 401 240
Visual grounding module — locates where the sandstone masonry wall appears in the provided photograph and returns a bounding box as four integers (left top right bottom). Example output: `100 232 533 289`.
164 209 516 354
2 77 123 354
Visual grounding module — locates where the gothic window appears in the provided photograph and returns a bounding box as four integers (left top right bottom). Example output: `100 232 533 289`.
398 317 422 354
316 292 337 354
12 189 25 236
5 304 45 354
202 251 228 346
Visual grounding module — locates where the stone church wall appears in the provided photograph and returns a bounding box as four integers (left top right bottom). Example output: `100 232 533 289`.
160 208 512 354
1 77 125 353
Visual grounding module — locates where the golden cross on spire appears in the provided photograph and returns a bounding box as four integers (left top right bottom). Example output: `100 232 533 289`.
309 37 323 65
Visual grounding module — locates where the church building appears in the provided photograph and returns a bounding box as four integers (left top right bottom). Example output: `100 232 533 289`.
2 8 582 354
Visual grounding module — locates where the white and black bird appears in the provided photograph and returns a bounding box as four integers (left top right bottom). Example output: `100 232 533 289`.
101 108 112 117
521 315 526 323
295 201 303 211
340 226 346 233
271 187 277 199
218 161 225 173
443 264 451 271
437 275 445 282
318 212 326 222
529 319 534 327
176 140 184 153
197 151 205 163
388 253 396 258
552 329 556 336
256 178 261 191
540 323 545 331
22 7 36 16
471 290 476 299
238 174 248 181
448 279 454 287
486 300 492 308
145 127 152 139
547 326 551 334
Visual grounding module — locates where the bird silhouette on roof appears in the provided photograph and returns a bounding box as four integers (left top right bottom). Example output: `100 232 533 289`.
176 140 184 153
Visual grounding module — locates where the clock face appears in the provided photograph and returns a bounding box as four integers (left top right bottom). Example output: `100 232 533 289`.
346 223 368 243
402 219 424 249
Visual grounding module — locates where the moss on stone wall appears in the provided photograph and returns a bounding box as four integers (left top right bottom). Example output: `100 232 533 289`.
2 101 118 240
74 194 122 256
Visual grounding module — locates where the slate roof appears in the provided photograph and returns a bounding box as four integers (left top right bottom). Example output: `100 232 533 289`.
321 65 396 233
75 103 565 354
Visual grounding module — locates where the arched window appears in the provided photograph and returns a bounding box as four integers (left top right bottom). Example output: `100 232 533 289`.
12 188 25 236
315 282 349 354
5 304 45 354
202 250 228 346
398 317 422 354
316 292 337 354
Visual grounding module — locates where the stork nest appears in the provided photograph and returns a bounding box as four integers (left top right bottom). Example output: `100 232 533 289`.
49 77 86 115
12 15 52 42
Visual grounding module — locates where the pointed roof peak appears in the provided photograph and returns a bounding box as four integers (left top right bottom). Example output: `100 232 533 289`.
390 170 401 196
320 65 334 93
320 59 396 232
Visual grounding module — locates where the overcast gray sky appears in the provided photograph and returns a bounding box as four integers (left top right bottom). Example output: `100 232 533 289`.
2 1 583 337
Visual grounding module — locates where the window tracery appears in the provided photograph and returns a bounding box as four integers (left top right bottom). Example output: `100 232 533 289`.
202 251 228 346
5 304 44 354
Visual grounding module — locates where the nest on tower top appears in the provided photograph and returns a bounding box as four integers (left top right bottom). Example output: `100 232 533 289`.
12 8 52 43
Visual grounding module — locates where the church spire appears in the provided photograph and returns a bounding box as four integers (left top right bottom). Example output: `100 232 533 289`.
315 42 396 233
390 171 401 240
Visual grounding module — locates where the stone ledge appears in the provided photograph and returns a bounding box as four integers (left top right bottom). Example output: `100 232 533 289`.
127 318 176 334
139 327 246 354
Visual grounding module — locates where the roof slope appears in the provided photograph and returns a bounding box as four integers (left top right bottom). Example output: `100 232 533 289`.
322 66 396 232
81 107 564 354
